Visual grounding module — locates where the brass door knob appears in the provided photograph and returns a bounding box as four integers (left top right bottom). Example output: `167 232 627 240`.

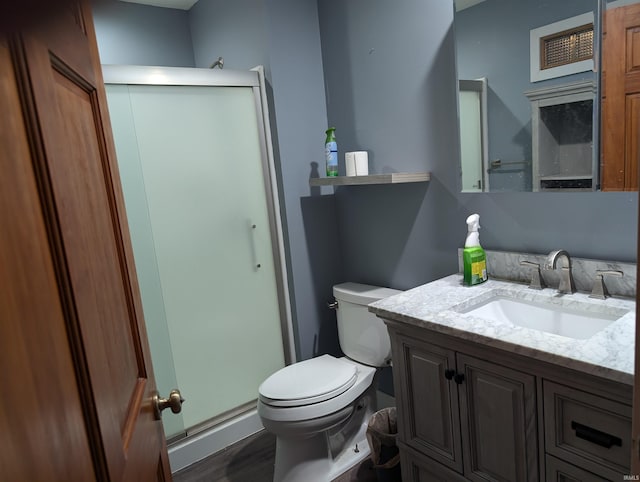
152 389 184 420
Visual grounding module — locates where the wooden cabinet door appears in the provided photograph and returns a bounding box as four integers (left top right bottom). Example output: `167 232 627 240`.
1 2 171 480
391 334 463 473
457 353 538 482
601 3 640 191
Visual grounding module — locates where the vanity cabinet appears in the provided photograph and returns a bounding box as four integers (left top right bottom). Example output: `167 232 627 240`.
386 323 632 482
392 333 538 481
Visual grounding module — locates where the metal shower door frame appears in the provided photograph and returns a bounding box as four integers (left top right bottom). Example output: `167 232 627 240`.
101 63 296 382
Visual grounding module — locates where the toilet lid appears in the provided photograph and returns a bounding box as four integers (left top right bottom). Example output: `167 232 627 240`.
258 355 358 407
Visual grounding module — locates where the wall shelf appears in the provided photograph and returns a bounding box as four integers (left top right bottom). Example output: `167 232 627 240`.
309 172 430 187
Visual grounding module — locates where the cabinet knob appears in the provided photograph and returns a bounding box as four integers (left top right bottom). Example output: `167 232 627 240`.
454 373 465 384
444 369 455 380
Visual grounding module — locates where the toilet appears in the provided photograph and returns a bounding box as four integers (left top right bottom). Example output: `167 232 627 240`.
257 282 401 482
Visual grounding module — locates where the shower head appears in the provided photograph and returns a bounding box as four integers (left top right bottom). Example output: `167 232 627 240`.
210 57 224 69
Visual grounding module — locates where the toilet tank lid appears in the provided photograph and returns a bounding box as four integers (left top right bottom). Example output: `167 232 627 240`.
333 282 401 305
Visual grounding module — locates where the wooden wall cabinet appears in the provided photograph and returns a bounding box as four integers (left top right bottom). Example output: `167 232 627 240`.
386 322 632 482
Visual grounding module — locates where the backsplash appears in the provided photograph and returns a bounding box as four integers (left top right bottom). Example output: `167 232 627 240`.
458 249 636 299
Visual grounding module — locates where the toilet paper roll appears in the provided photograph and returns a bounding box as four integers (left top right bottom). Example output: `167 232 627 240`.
345 152 356 176
345 151 369 176
354 151 369 175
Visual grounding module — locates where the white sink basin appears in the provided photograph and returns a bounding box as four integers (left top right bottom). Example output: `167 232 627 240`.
461 295 627 339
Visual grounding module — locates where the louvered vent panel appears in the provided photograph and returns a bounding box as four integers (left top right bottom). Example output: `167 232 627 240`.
542 25 593 70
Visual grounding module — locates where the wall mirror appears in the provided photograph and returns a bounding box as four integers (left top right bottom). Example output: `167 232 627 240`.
455 0 640 193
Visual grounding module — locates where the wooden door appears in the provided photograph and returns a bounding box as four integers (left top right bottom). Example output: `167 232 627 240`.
0 2 172 480
601 3 640 191
456 353 538 482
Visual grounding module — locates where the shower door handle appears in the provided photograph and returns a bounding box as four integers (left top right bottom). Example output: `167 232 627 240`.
152 389 185 420
249 222 261 270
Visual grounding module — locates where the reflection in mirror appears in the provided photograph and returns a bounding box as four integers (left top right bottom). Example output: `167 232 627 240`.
601 0 640 191
455 0 600 192
459 79 489 192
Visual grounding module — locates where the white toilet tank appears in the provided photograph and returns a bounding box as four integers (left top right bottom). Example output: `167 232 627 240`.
333 282 402 367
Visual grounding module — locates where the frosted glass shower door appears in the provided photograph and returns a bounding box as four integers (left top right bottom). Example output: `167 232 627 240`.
105 82 285 434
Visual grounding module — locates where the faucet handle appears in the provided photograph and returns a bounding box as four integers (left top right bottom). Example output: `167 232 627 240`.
520 260 546 290
589 270 623 300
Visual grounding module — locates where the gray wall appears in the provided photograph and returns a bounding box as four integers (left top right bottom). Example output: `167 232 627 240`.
458 191 637 262
319 0 464 290
261 0 343 360
319 0 638 287
92 0 195 67
456 0 597 191
188 0 269 72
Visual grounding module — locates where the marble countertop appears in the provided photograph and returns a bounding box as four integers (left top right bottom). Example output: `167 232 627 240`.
369 274 636 385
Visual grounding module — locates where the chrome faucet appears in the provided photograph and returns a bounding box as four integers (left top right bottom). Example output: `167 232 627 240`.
545 250 576 294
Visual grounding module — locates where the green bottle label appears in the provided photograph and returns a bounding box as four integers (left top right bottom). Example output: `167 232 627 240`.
325 127 338 176
463 247 487 286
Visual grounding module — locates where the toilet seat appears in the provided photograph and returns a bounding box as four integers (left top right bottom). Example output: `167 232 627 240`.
258 355 358 407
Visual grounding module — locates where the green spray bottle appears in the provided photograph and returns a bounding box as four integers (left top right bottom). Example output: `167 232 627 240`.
325 127 338 177
463 214 488 286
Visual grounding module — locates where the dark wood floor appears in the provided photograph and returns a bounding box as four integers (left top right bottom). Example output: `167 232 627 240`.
172 430 379 482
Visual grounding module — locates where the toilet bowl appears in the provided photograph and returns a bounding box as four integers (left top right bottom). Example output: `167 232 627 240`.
257 282 401 482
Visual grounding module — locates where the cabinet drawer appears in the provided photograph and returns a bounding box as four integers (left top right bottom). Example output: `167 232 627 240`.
543 380 631 477
545 455 617 481
399 443 467 482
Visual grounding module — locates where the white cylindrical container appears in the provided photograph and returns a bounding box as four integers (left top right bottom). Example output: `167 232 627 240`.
345 151 369 176
353 151 368 175
345 152 357 176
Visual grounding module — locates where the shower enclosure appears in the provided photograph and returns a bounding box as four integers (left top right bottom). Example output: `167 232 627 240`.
102 65 293 468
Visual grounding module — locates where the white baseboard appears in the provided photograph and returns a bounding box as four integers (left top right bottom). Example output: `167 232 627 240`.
168 409 264 473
